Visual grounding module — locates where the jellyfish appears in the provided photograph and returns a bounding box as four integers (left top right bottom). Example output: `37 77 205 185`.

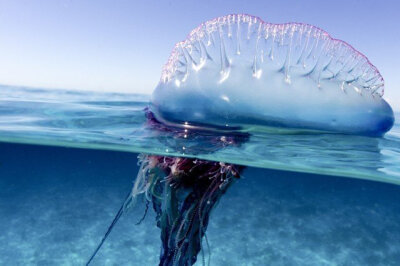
152 14 394 136
86 14 394 266
86 108 248 266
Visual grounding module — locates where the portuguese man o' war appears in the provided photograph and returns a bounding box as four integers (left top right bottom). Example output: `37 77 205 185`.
86 109 248 266
152 14 394 136
86 14 395 266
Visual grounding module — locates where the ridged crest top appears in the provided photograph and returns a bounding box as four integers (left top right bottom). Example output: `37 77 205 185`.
160 14 384 97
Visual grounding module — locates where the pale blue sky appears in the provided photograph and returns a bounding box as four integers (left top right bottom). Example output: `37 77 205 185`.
0 0 399 109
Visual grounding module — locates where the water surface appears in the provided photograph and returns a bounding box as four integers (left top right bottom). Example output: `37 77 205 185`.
0 84 399 184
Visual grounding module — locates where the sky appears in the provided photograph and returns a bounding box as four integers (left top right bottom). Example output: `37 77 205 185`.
0 0 399 109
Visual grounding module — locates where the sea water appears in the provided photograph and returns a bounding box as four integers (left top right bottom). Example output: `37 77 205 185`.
1 85 400 265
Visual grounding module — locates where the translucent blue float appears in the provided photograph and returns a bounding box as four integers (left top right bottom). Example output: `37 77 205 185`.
152 14 394 136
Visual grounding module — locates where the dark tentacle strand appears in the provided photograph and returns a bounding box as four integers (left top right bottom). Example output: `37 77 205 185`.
86 192 131 266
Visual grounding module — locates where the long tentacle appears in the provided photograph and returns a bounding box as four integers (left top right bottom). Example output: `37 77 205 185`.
85 192 131 266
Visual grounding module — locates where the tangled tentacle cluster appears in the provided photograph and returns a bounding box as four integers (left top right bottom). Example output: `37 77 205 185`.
131 154 244 266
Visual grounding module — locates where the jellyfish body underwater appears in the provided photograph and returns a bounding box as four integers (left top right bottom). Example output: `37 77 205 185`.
86 14 394 265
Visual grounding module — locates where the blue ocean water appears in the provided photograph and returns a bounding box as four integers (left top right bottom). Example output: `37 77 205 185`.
1 143 400 265
1 85 400 265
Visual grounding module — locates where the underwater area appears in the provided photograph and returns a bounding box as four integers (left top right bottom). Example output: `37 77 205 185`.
0 85 400 265
2 142 400 266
